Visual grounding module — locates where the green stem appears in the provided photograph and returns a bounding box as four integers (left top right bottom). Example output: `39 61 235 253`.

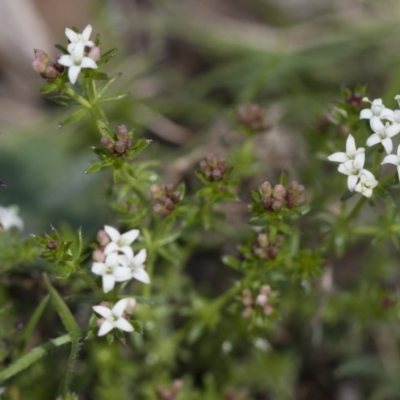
346 196 366 222
63 86 91 109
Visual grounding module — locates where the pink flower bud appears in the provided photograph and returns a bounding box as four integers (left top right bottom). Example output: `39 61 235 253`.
88 46 101 61
92 249 105 262
125 298 137 314
97 229 110 246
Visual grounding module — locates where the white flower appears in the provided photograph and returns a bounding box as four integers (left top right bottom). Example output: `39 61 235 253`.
360 98 393 125
103 225 139 259
354 169 378 198
65 24 95 53
120 249 150 284
58 41 97 84
382 144 400 181
91 252 132 293
327 134 364 164
337 152 365 190
93 298 134 336
366 117 400 154
0 205 23 231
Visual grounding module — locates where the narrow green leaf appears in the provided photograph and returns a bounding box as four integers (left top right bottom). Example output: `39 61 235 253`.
54 44 69 54
40 83 58 94
18 295 50 354
99 91 129 103
97 48 118 66
97 73 122 97
59 108 89 128
43 274 81 395
85 161 104 174
0 334 71 384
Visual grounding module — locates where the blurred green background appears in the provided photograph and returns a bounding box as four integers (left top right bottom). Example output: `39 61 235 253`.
2 1 400 399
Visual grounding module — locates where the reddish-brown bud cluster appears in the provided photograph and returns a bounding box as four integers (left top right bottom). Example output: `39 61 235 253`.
236 103 270 131
46 240 59 250
150 183 181 215
346 91 363 108
32 49 64 82
101 125 133 157
156 380 183 400
260 181 306 212
253 233 283 260
242 285 273 318
199 153 227 182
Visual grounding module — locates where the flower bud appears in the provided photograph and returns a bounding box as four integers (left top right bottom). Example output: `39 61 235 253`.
116 125 128 141
125 298 137 314
255 293 268 307
46 240 58 250
260 181 272 198
92 249 105 262
101 135 114 150
263 304 273 315
242 307 253 318
97 229 110 246
270 198 285 212
114 140 126 154
272 184 286 201
88 45 101 61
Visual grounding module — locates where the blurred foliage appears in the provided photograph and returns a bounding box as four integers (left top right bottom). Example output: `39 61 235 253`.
2 1 400 399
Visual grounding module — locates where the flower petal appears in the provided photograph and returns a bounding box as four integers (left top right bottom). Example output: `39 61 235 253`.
58 55 73 67
114 266 132 282
366 134 381 147
113 298 129 317
327 152 347 163
386 123 400 138
360 109 373 119
91 262 106 276
132 249 147 266
120 229 140 246
347 175 359 191
65 28 78 43
381 137 393 154
104 242 119 255
82 24 93 41
131 268 150 284
81 57 98 69
381 155 399 165
68 65 81 84
346 134 356 154
102 274 115 293
98 320 114 336
370 117 384 132
119 246 134 259
115 318 134 332
104 225 120 242
92 305 112 319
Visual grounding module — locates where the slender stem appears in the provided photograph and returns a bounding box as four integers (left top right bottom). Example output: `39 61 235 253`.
346 196 366 222
63 86 91 109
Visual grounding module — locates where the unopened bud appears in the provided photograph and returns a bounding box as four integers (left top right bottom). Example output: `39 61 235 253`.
88 46 101 61
116 125 128 140
46 240 58 250
260 285 271 295
255 294 268 307
272 184 286 201
125 298 137 314
114 140 126 154
101 135 114 150
270 198 285 212
97 229 110 246
96 317 106 328
260 181 272 197
242 307 253 318
92 249 105 262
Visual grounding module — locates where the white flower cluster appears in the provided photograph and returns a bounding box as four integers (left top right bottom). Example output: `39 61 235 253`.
58 25 98 84
328 97 400 198
91 225 150 293
91 226 150 336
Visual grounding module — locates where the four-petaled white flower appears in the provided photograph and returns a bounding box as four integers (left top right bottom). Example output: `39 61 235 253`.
337 152 365 191
354 170 378 198
0 205 24 231
327 134 364 164
58 41 98 84
93 298 134 336
360 98 393 126
120 249 150 284
65 24 95 53
366 117 400 154
382 144 400 182
91 252 132 293
103 225 139 259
